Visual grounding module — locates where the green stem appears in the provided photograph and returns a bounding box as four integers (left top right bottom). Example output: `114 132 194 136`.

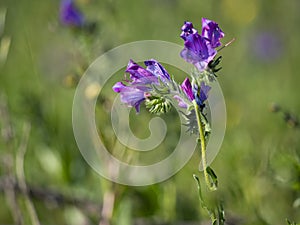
16 122 41 225
193 100 216 191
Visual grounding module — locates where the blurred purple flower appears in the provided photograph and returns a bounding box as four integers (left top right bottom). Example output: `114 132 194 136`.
113 59 170 112
180 19 224 71
251 31 282 62
60 0 84 27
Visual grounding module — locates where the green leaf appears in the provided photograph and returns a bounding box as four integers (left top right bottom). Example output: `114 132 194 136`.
218 202 226 225
206 167 218 189
286 219 298 225
193 174 217 225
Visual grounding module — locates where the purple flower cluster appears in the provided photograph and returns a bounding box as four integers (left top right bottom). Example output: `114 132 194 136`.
113 59 211 112
60 0 84 27
180 18 224 71
113 59 170 112
113 18 223 113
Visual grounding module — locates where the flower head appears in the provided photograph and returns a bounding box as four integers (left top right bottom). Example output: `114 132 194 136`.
180 31 216 71
113 59 170 112
180 19 224 71
60 0 84 27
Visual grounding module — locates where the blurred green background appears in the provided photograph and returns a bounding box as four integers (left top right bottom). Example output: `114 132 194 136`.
0 0 300 224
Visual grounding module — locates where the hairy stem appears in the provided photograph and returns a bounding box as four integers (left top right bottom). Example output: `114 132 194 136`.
193 100 216 191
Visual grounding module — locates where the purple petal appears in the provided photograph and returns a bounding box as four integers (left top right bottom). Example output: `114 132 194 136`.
180 21 198 41
112 82 126 93
181 77 194 101
119 86 146 113
199 82 211 103
180 47 202 65
180 33 216 71
193 82 211 106
185 33 215 60
125 59 157 84
201 18 224 48
60 0 84 27
194 61 211 72
144 59 170 81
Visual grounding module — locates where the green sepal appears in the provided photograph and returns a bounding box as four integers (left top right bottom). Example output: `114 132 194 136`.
208 56 223 76
145 96 172 115
206 166 218 189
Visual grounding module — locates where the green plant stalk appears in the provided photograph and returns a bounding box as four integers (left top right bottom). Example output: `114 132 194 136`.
193 100 216 191
16 122 41 225
193 175 217 224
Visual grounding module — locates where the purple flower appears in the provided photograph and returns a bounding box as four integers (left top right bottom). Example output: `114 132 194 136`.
251 30 283 62
144 60 170 82
113 82 148 112
181 77 194 101
60 0 84 27
174 77 194 108
194 82 211 107
113 59 170 112
201 18 224 48
180 19 224 71
125 60 158 85
180 32 216 71
175 78 211 109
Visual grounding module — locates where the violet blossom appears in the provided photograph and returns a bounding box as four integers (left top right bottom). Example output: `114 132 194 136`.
181 77 194 101
113 59 170 112
251 30 282 62
60 0 84 27
175 78 211 109
174 77 194 108
180 19 224 71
